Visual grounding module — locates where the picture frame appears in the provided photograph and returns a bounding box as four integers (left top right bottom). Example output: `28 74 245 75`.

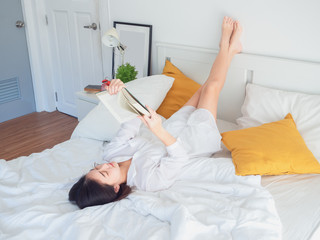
112 22 152 79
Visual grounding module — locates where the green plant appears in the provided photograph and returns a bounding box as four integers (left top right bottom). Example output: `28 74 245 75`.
115 63 138 83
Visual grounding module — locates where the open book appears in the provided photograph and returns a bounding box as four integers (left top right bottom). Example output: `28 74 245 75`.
96 88 150 123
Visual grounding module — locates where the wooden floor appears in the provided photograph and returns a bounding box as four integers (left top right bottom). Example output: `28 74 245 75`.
0 111 78 161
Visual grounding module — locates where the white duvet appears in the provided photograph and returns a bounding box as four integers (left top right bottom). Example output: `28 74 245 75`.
0 138 281 240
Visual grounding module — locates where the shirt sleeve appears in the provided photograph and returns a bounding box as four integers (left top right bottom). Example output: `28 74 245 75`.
144 138 189 191
111 117 141 143
102 118 142 161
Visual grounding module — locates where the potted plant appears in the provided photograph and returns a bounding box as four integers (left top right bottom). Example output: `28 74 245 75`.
115 63 138 83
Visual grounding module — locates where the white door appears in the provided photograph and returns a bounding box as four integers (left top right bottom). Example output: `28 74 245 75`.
0 0 36 123
46 0 103 117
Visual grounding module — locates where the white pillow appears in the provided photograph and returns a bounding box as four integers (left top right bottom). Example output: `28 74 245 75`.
72 75 174 141
237 83 320 162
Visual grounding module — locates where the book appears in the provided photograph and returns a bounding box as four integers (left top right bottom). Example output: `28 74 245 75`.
84 85 101 93
96 88 150 123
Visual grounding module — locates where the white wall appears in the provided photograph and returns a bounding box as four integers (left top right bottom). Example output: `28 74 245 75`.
106 0 320 76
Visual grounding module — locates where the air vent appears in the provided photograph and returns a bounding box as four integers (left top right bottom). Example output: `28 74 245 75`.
0 77 21 104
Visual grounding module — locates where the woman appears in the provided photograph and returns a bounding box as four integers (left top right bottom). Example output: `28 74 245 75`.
69 16 242 209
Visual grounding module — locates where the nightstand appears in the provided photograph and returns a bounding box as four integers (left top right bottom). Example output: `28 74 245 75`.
75 91 99 120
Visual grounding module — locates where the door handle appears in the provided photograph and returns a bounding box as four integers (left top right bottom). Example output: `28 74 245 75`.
16 20 25 28
83 23 97 30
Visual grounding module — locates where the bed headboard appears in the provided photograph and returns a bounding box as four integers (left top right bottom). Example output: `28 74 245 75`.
156 42 320 123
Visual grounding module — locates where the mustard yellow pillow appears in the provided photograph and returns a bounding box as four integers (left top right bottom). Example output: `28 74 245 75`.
157 60 201 118
221 113 320 176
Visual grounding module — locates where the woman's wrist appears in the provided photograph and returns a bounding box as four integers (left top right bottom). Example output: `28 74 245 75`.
155 127 176 147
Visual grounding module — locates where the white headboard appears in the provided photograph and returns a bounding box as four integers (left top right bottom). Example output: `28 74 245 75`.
156 42 320 123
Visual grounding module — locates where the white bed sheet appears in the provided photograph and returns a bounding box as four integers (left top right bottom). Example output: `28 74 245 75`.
261 174 320 240
0 135 282 239
217 119 320 240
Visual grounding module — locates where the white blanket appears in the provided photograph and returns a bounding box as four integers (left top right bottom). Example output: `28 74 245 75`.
0 138 281 240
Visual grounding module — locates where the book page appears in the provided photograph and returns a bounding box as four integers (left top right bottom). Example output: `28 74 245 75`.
118 90 137 115
96 88 150 123
122 89 150 117
96 90 138 123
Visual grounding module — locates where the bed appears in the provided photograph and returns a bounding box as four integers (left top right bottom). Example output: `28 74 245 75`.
1 42 320 240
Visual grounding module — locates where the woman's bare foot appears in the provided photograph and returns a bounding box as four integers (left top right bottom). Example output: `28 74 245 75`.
229 20 243 54
219 16 234 50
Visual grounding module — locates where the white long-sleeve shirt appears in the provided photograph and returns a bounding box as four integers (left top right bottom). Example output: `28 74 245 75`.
102 118 189 192
102 106 222 192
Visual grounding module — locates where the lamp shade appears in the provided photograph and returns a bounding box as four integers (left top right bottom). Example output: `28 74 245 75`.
101 28 120 47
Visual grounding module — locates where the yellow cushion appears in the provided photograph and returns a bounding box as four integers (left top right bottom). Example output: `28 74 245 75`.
221 113 320 176
157 60 201 118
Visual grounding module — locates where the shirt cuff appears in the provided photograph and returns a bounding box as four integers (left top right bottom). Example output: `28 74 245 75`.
166 139 188 159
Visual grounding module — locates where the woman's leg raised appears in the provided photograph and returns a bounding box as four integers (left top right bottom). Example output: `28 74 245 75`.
183 17 235 108
189 17 242 119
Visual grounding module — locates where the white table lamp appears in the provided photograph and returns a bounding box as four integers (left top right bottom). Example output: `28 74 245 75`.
102 28 126 65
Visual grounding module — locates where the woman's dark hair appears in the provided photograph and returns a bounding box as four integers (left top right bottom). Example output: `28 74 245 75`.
68 175 132 209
